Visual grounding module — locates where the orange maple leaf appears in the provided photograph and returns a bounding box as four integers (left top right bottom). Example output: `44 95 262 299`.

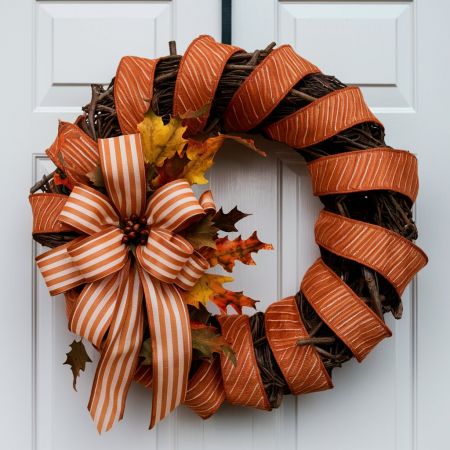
182 134 265 185
185 274 258 315
202 231 273 272
212 290 258 314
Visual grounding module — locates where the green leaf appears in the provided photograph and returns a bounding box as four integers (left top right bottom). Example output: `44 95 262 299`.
191 324 237 366
181 215 218 249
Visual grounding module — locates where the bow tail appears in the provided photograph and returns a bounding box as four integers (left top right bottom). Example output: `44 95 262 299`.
138 268 192 428
88 261 144 433
68 272 121 349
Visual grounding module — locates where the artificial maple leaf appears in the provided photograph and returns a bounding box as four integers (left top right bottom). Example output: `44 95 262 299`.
150 152 189 189
202 231 274 272
181 215 218 249
211 290 258 314
63 339 92 391
182 136 224 185
188 302 213 324
185 274 234 309
212 206 250 232
185 274 258 315
139 337 152 365
137 110 187 166
191 322 236 366
220 134 266 157
182 134 265 185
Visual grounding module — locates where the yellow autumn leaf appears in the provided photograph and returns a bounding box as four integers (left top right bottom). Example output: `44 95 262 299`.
182 134 266 185
185 273 234 308
182 136 225 185
137 110 187 166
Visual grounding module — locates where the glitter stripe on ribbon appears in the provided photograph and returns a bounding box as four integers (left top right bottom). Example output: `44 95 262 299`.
308 148 419 203
115 56 159 134
173 35 241 135
224 45 319 131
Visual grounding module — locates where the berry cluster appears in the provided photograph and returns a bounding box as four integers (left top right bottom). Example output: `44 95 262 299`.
121 214 149 246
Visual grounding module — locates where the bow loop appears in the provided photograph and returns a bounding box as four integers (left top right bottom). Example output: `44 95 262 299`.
98 134 146 218
175 251 209 291
146 179 205 231
59 184 119 235
67 227 129 284
136 229 193 283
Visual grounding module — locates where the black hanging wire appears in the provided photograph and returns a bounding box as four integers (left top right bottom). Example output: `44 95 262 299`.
221 0 232 44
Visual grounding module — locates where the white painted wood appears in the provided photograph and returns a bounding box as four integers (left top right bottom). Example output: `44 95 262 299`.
35 0 221 112
232 1 450 449
1 1 449 449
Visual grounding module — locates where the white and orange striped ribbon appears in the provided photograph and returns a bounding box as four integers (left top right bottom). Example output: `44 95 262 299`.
59 184 119 235
136 229 193 283
36 133 211 431
88 261 144 433
145 179 205 231
36 237 86 295
98 133 146 218
67 227 129 284
69 272 121 349
199 190 216 213
139 268 192 428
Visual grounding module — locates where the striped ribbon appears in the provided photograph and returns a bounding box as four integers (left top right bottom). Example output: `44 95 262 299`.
31 35 428 427
36 133 212 431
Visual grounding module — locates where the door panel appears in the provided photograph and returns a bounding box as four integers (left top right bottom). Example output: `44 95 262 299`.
2 1 448 449
232 1 449 450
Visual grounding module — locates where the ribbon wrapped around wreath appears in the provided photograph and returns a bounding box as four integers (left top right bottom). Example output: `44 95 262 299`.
35 133 212 432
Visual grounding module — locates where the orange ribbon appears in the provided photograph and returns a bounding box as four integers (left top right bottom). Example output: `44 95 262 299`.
31 35 428 425
36 133 213 431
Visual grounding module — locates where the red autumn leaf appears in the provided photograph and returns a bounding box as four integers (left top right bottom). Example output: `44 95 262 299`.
202 231 273 272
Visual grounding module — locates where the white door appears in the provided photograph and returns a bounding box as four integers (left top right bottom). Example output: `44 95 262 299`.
1 1 448 450
233 1 450 449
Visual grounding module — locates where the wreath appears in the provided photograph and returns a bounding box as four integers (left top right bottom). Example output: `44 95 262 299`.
29 35 427 432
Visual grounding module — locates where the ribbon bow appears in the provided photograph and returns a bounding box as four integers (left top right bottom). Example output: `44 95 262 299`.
36 133 213 431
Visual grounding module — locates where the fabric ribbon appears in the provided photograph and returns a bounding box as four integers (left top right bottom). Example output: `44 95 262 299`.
36 133 212 431
31 34 428 426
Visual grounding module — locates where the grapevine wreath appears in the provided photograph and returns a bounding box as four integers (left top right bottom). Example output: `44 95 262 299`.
29 35 428 432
